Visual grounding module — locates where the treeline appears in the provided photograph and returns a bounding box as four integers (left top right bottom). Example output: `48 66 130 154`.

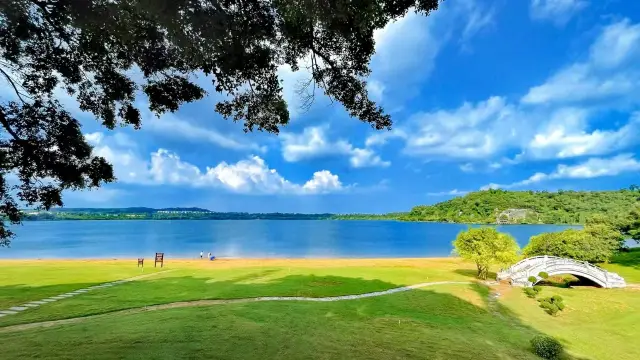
331 212 406 220
21 209 337 221
402 189 640 224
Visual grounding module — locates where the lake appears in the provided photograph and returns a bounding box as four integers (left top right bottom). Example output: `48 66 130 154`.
0 220 581 259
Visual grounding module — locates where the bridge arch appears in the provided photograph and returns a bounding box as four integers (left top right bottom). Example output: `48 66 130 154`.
497 256 626 288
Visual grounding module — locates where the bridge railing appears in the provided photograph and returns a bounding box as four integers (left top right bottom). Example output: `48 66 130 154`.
498 256 610 280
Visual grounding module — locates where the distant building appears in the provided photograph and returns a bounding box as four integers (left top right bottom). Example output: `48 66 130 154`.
496 209 533 224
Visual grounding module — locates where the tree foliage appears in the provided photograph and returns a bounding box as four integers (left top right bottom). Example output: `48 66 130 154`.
523 221 624 263
620 206 640 242
452 227 520 280
403 189 640 224
0 0 442 245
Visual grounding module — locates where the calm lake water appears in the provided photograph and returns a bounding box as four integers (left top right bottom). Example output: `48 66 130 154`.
0 220 581 259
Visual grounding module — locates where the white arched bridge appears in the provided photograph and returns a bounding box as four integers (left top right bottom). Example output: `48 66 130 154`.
497 256 627 288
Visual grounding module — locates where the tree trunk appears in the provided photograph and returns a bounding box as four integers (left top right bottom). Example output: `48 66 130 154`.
476 263 488 280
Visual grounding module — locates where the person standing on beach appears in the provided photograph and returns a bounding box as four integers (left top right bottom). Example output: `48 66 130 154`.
200 251 203 259
207 252 211 259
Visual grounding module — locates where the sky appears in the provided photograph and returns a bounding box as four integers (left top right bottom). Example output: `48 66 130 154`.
25 0 640 213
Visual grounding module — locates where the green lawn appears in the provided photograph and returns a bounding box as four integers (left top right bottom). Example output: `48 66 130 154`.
0 255 638 360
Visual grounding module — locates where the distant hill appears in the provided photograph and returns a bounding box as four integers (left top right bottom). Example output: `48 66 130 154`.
401 189 640 224
21 208 335 221
47 207 212 214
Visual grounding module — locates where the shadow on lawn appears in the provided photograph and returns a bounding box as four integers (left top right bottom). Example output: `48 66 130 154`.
610 247 640 271
0 282 110 309
0 272 588 359
453 268 498 280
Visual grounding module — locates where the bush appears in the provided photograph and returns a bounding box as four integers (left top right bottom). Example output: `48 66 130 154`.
538 296 565 316
538 272 549 279
530 335 564 359
539 300 559 315
528 276 538 283
533 285 542 293
524 287 538 298
551 295 563 302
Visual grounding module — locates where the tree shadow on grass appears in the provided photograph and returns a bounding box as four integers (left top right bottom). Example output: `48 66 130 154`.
453 268 497 280
467 282 588 360
609 248 640 271
0 274 585 360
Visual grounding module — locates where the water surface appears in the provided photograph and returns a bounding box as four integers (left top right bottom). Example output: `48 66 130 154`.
0 220 581 259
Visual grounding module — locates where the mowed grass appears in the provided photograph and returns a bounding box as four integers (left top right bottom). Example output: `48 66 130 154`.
0 260 163 309
1 284 544 360
0 254 638 360
0 258 475 326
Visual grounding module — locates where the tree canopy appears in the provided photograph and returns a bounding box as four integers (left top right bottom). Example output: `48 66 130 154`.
404 189 640 224
0 0 442 245
522 222 624 263
452 227 520 280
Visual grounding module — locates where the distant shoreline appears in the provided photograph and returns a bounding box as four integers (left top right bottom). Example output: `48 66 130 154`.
17 218 582 226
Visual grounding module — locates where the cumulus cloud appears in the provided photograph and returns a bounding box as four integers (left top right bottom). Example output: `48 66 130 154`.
529 0 587 26
86 132 349 195
522 19 640 106
522 109 640 159
484 154 640 189
370 19 640 164
280 126 390 168
391 96 523 159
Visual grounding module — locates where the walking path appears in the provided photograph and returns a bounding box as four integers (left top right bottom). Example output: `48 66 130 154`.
0 280 471 333
0 271 170 319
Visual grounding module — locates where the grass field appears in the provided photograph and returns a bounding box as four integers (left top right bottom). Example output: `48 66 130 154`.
0 252 638 360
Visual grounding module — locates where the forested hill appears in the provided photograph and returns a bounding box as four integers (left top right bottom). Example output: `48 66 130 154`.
402 189 640 224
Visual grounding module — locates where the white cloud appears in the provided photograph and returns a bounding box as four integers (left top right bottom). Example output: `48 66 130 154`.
369 1 494 103
485 154 640 189
366 80 385 102
399 96 523 159
530 0 587 26
427 189 469 196
280 126 389 168
302 170 343 194
143 111 265 153
522 109 640 159
374 19 640 164
522 19 640 106
459 0 495 45
86 132 348 195
460 163 474 172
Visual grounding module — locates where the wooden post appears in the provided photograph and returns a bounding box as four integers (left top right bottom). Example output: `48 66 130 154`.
155 252 164 268
137 258 144 267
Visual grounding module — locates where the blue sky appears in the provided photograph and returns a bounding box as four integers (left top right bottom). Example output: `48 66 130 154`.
58 0 640 212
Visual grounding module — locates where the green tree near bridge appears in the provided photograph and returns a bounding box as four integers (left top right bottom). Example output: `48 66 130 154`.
452 227 520 280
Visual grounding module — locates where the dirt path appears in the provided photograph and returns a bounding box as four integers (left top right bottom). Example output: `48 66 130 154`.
0 281 472 333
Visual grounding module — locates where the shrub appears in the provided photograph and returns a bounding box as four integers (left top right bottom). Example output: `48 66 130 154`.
538 296 565 316
530 335 564 359
533 285 542 293
539 300 559 316
551 295 563 302
538 272 549 279
528 276 538 283
524 287 538 298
